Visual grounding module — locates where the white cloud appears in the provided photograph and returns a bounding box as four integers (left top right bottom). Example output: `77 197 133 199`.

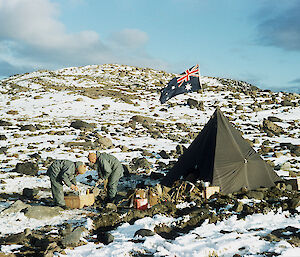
110 29 149 49
0 0 166 76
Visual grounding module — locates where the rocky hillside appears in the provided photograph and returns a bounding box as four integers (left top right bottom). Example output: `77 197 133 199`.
0 64 299 173
0 64 299 256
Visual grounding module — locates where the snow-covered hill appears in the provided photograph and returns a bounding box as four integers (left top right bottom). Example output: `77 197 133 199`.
0 64 299 256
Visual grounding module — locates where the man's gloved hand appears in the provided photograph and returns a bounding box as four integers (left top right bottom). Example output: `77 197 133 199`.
70 184 78 191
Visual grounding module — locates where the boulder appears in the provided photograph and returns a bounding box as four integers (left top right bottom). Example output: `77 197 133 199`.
134 229 155 237
267 116 282 122
23 188 39 199
96 232 114 245
1 200 30 215
14 161 39 176
0 120 12 126
0 135 7 140
70 120 96 130
23 206 62 220
61 226 87 247
262 119 284 136
130 157 151 171
20 124 37 132
0 147 7 154
95 136 114 149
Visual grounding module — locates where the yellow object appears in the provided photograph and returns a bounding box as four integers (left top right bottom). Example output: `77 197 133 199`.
204 186 220 199
64 192 95 209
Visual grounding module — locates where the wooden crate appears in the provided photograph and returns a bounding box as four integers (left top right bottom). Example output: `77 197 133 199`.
204 186 220 199
64 193 95 209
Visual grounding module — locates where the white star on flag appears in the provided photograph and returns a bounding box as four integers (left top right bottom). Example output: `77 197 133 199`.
185 83 192 90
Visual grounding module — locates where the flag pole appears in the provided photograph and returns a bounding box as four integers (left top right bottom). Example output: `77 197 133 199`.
198 64 202 89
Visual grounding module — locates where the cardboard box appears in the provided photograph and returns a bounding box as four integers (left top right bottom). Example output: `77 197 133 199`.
64 193 95 209
204 186 220 199
135 189 148 199
148 190 159 207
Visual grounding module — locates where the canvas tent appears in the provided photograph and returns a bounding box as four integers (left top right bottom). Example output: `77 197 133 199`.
161 108 281 194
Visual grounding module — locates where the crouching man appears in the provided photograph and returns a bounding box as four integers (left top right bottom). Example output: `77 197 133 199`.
88 152 123 203
46 160 87 208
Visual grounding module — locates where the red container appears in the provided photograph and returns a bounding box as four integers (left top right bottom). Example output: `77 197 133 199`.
135 198 148 210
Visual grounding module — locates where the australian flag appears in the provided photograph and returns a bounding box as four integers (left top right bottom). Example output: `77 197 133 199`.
160 64 201 104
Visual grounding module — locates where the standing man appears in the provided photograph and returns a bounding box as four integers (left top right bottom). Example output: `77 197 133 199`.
88 152 124 203
46 160 87 208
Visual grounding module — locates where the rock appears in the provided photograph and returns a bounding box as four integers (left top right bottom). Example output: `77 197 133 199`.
23 206 62 220
131 115 155 124
134 229 155 237
187 98 203 110
14 161 39 176
3 229 31 245
281 100 294 107
262 119 284 136
70 120 96 130
130 157 151 171
281 162 291 171
20 124 37 132
267 116 282 122
176 144 186 155
158 150 170 159
96 232 114 245
0 135 7 140
64 141 94 149
23 188 39 199
288 197 300 209
1 200 30 215
61 226 87 247
0 120 12 126
29 153 42 159
246 191 265 200
95 136 114 149
0 147 7 154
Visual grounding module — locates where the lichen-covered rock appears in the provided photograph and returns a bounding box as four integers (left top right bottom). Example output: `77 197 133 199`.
14 161 39 176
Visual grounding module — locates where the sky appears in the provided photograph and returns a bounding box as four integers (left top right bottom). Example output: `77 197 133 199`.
0 0 300 92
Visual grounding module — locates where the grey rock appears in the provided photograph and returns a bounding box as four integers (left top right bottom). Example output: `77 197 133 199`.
0 147 7 154
70 120 96 130
23 188 39 199
14 161 39 176
23 206 62 220
1 200 30 215
96 231 114 245
268 116 282 122
61 226 86 247
262 119 284 136
159 150 170 159
246 191 265 200
134 229 155 237
0 135 7 140
0 120 12 126
20 124 36 132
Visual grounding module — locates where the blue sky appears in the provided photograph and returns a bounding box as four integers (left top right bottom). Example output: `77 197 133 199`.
0 0 300 92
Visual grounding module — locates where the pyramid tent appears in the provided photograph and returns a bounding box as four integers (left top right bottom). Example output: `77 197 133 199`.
161 108 281 194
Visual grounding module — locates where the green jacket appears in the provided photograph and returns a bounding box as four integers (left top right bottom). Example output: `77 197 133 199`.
95 152 123 179
47 160 79 187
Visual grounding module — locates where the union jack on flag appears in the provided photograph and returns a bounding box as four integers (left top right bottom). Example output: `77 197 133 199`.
159 64 201 104
177 64 200 87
